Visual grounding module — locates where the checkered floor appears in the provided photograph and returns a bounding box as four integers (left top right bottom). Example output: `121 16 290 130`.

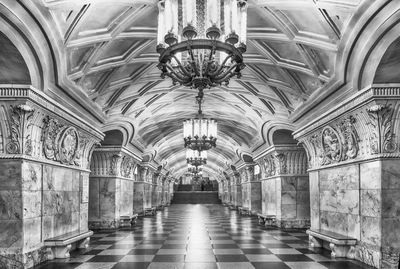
37 204 373 269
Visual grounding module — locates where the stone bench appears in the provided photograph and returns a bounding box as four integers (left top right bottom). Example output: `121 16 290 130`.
120 213 138 227
307 229 356 258
257 213 276 226
44 230 93 259
238 206 251 216
144 207 156 216
228 203 236 210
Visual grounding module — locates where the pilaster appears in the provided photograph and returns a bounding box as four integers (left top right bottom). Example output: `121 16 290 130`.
88 147 139 229
239 164 262 214
294 86 400 269
0 86 102 268
255 145 310 228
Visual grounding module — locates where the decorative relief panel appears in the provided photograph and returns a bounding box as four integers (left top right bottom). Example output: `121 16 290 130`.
297 99 400 169
90 150 140 179
0 101 100 169
256 147 307 178
42 116 98 167
120 156 135 178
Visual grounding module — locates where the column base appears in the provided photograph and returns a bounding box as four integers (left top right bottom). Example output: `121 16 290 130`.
276 218 310 229
89 219 120 230
0 247 48 269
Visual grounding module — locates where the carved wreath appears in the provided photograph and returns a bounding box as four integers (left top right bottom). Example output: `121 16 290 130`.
42 117 80 165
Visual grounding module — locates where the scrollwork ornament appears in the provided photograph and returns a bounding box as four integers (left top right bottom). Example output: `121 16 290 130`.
339 116 359 160
273 153 287 175
367 104 397 154
6 105 34 155
263 155 276 177
42 116 63 160
120 156 134 178
109 154 121 176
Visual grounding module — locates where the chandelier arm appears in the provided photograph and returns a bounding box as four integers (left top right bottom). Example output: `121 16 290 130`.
214 71 238 84
204 44 216 76
165 72 188 85
214 63 239 80
165 64 190 82
187 43 200 77
171 55 192 77
209 54 234 77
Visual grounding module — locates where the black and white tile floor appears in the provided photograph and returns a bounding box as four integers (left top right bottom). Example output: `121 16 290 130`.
37 204 373 269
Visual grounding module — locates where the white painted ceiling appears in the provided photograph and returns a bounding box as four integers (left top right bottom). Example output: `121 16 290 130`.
31 0 362 178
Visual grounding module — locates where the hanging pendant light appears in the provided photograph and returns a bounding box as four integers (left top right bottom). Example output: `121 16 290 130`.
186 149 207 166
183 89 217 151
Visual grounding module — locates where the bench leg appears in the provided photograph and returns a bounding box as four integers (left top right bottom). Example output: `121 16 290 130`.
264 218 275 227
309 235 323 248
78 237 91 249
329 243 355 259
47 244 72 260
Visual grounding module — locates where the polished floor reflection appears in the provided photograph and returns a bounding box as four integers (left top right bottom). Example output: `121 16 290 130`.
37 204 372 269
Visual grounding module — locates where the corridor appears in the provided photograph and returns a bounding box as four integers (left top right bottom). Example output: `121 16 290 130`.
36 205 372 269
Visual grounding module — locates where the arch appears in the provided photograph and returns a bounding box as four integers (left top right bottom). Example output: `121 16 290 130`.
0 4 45 89
338 0 400 90
272 129 297 145
101 130 124 146
0 32 31 84
373 36 400 84
259 122 296 148
102 119 135 147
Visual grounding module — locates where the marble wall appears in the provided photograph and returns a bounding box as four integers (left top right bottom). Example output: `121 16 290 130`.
262 178 277 216
235 185 242 207
133 182 145 214
261 176 309 227
89 177 134 229
250 181 262 213
0 160 89 268
308 161 400 268
241 183 250 208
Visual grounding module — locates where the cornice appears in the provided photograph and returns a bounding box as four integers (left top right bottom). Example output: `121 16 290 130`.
293 85 400 140
0 85 104 140
253 144 304 161
92 146 142 162
0 154 91 173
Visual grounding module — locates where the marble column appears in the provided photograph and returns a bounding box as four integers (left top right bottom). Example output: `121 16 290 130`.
294 88 400 268
256 146 310 228
0 91 101 268
88 149 138 229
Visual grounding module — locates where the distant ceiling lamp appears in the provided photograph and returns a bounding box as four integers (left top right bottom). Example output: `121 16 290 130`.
156 0 248 90
188 164 203 174
183 90 217 151
186 149 207 167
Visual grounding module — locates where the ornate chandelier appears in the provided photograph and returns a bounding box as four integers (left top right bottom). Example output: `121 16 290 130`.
186 149 207 167
156 0 248 90
183 90 217 151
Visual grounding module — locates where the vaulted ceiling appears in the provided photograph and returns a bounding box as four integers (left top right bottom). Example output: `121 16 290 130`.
2 0 365 179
